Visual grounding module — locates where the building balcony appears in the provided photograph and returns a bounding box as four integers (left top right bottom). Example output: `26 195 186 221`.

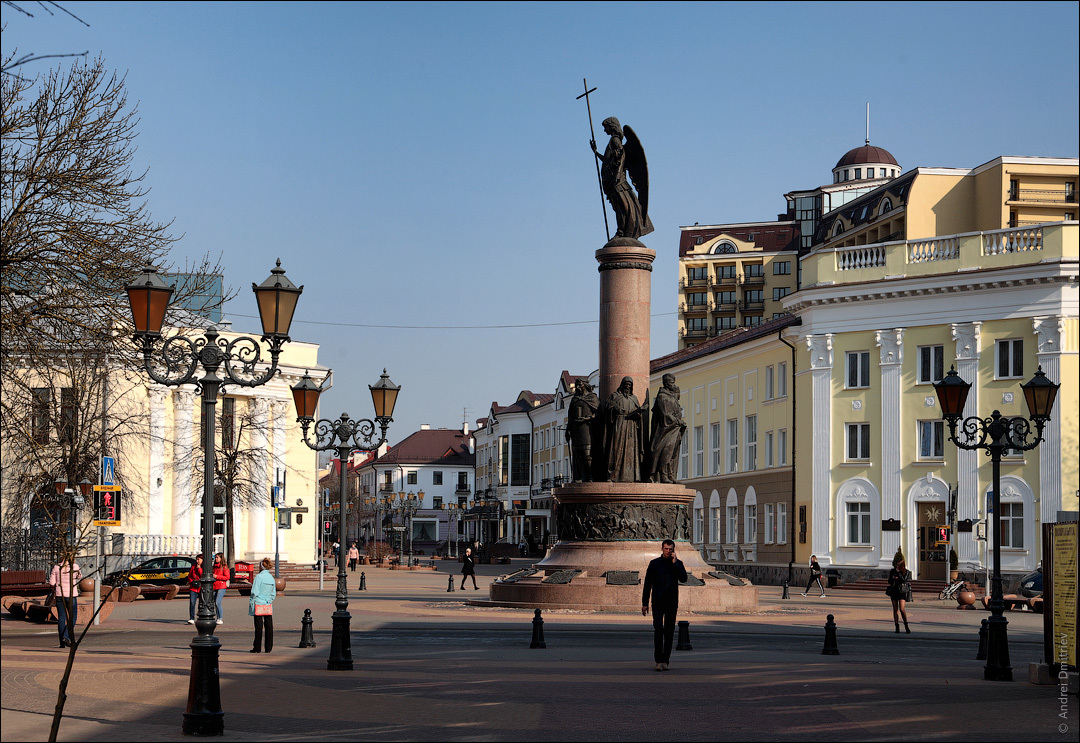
804 222 1076 288
741 300 765 312
679 277 710 289
679 327 713 340
711 274 738 288
1007 188 1078 205
739 274 766 286
679 301 709 315
712 302 738 314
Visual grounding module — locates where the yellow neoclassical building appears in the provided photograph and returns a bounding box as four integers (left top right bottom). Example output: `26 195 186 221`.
662 154 1077 585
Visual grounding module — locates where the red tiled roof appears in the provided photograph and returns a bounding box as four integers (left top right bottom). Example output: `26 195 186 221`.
369 428 475 467
652 314 802 373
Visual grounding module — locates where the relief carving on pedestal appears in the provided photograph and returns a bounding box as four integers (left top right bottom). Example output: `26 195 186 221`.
555 502 690 542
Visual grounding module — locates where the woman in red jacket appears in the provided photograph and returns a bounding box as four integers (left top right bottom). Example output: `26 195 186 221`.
212 553 230 625
187 553 204 624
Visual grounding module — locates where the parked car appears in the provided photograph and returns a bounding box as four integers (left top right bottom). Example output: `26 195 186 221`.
1018 567 1042 598
103 556 197 587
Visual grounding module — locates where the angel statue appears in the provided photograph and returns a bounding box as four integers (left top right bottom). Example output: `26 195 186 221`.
591 117 654 241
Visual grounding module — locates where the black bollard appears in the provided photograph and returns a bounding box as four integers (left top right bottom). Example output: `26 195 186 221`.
358 571 367 591
976 617 988 660
822 614 839 655
781 581 790 600
298 608 316 648
447 574 456 592
530 608 546 649
676 620 693 651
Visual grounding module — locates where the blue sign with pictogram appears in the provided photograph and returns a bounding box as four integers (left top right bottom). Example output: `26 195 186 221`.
102 456 115 487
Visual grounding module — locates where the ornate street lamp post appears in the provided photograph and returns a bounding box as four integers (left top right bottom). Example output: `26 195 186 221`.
935 365 1059 682
291 369 400 671
126 261 302 736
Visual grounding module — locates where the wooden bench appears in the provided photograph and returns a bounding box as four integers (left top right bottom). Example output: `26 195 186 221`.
980 594 1031 611
3 595 114 624
100 585 141 602
0 570 51 598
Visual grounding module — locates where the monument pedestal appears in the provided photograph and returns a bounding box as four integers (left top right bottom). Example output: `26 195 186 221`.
483 483 758 612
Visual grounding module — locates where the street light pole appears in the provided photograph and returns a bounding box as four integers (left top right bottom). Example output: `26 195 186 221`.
935 365 1059 682
291 369 400 671
126 261 302 736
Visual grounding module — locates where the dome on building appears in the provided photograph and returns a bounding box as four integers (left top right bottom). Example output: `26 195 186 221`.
835 144 898 169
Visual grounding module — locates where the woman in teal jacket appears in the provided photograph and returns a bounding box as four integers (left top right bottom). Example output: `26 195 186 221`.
249 557 276 653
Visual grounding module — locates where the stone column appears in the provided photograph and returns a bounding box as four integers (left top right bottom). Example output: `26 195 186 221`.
596 242 655 400
1033 316 1064 528
148 386 168 536
247 397 271 556
173 388 197 535
875 328 905 568
805 333 834 567
951 322 982 567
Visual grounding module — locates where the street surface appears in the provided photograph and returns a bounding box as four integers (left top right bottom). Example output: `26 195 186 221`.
0 559 1069 742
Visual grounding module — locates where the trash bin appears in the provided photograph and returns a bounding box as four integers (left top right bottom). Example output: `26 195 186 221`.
825 569 841 588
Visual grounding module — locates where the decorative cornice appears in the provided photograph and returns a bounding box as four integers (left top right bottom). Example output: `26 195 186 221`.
804 333 834 370
951 322 982 361
1032 315 1065 355
597 260 653 273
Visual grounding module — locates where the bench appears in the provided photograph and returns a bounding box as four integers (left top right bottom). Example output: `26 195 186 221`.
980 594 1032 611
100 585 141 603
4 595 114 624
0 570 51 598
137 584 181 600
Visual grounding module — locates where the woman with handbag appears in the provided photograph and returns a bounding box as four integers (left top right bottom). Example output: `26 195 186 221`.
801 555 826 597
887 559 912 634
48 556 82 648
347 542 360 572
186 553 203 624
249 557 276 653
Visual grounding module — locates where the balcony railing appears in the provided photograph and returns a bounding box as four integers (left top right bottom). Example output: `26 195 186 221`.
1008 188 1078 204
712 301 738 313
679 276 709 288
711 273 738 287
680 301 709 314
739 274 766 286
908 236 959 263
836 244 887 270
680 327 712 339
741 300 764 311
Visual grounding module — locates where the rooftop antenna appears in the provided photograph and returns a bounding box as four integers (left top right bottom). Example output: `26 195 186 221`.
865 102 870 145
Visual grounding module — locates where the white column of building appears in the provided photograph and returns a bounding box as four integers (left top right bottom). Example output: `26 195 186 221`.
1033 316 1065 527
173 388 196 535
875 328 905 568
247 396 271 557
148 386 168 536
951 322 982 567
805 333 834 566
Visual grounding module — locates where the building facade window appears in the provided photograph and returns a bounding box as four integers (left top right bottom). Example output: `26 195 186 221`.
772 287 790 301
1000 502 1023 548
457 471 469 491
745 416 757 471
773 261 791 275
777 503 788 544
432 471 443 485
745 289 764 304
710 422 722 474
717 264 737 279
996 339 1024 379
727 505 738 543
717 317 737 331
687 266 708 282
716 290 736 305
846 351 871 389
693 425 704 477
727 419 738 473
744 504 757 543
687 292 707 307
711 505 722 544
694 506 704 543
686 317 707 332
777 361 787 397
764 503 775 544
847 501 871 544
746 263 764 278
678 434 689 480
918 344 945 384
407 470 418 485
765 431 774 467
918 420 945 460
744 315 763 327
32 387 50 444
778 429 788 466
846 423 871 461
765 366 775 399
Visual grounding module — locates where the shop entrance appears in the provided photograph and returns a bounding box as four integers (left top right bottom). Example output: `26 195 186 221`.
916 501 947 581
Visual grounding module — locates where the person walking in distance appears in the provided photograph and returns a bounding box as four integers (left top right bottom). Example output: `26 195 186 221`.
801 554 826 597
347 542 360 572
249 557 277 653
187 553 204 624
887 559 912 634
49 556 82 648
461 547 478 590
641 539 687 671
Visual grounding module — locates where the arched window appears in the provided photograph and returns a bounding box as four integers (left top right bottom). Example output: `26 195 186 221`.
708 490 722 545
725 488 738 543
879 198 892 216
712 240 737 254
744 487 758 544
692 491 704 544
832 220 845 237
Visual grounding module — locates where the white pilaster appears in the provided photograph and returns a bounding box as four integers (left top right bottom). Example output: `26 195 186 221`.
805 333 834 566
951 321 982 567
173 388 197 535
1033 316 1064 527
148 386 168 535
875 327 905 567
247 397 271 555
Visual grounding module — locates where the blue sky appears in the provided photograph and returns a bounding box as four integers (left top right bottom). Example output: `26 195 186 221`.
5 1 1078 442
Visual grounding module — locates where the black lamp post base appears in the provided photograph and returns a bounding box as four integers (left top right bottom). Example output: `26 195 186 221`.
183 638 224 735
326 610 354 671
984 614 1013 682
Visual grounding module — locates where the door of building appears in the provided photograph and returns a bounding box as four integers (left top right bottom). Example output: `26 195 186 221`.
917 501 947 581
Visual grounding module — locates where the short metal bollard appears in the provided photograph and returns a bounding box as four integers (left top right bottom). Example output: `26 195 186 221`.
298 608 316 648
676 620 693 650
358 571 367 591
976 617 988 660
447 574 456 592
822 614 839 655
781 581 790 600
530 608 546 649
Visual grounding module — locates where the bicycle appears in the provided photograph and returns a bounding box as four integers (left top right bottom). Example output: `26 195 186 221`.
939 575 967 600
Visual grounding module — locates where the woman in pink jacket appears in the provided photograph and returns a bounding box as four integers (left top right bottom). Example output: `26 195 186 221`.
49 557 82 648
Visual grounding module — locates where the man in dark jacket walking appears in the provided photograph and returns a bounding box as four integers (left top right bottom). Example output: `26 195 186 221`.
642 539 687 671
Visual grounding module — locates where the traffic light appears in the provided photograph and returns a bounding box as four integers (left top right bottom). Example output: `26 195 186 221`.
93 486 122 525
324 520 332 532
935 525 951 547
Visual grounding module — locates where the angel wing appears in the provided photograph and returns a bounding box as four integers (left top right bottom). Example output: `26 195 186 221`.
622 125 652 236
